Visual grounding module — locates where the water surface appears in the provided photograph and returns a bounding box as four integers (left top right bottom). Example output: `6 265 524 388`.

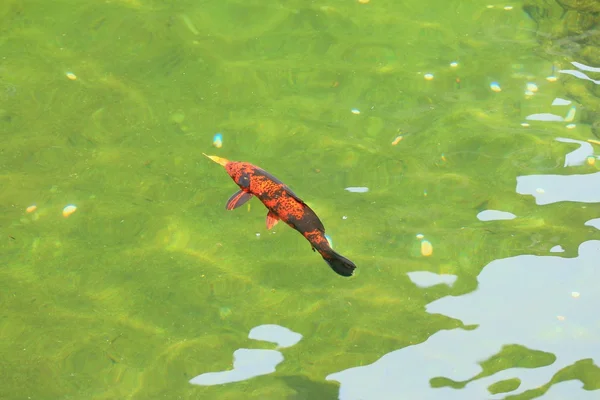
1 0 599 399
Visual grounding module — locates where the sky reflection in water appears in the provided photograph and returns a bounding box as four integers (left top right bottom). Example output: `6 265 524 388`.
328 239 599 399
189 324 302 386
327 131 600 399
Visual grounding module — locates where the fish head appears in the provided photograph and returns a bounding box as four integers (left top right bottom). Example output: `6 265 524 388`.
203 154 252 189
226 163 252 189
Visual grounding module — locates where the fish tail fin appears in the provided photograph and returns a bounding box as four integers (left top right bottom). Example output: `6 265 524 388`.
318 247 356 277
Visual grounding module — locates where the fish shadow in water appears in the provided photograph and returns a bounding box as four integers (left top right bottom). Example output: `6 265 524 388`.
280 375 339 400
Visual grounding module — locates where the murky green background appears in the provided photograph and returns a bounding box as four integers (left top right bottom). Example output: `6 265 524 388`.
1 0 598 399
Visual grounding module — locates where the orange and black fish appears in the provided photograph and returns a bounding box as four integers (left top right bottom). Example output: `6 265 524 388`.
204 154 356 277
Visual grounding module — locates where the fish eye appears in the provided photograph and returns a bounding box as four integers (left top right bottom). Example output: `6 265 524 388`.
238 173 251 188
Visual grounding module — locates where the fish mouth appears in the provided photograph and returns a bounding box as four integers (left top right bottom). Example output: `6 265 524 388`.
203 153 229 166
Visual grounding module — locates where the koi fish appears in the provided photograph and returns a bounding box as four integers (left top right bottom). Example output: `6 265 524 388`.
204 154 356 277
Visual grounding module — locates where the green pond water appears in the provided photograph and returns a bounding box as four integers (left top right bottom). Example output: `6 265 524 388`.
1 0 599 399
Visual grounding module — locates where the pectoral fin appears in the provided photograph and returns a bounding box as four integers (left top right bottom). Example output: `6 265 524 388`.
266 211 279 229
226 190 253 210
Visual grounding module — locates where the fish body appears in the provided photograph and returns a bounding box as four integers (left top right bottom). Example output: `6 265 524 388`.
205 155 356 277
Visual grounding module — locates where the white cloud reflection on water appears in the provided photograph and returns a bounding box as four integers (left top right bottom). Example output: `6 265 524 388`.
476 210 517 221
517 169 600 205
189 348 284 386
554 138 595 167
516 137 600 205
189 324 302 386
328 144 600 399
327 239 600 399
407 271 457 288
